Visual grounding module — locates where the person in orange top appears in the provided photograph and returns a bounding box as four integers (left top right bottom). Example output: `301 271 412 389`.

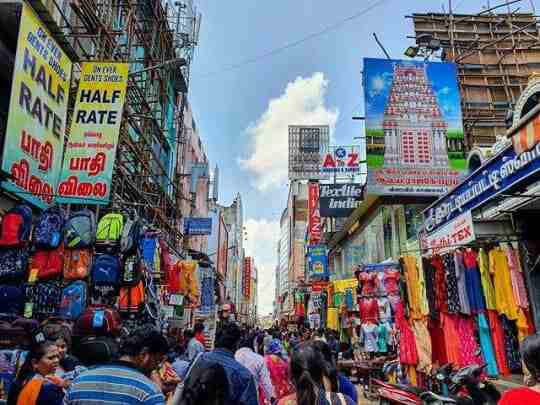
500 334 540 404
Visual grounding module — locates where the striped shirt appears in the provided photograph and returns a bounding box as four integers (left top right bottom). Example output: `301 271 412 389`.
63 361 165 405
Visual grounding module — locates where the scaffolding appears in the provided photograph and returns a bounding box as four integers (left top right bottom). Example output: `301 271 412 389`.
26 0 201 255
409 0 540 149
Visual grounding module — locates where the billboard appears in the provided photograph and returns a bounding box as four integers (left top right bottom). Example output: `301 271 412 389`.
184 217 212 235
242 257 252 298
363 58 465 196
320 146 361 175
319 183 363 217
58 62 129 203
1 3 72 208
217 214 228 276
288 125 330 180
307 245 328 279
307 182 321 244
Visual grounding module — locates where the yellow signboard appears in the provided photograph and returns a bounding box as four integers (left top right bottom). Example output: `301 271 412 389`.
1 3 72 208
57 62 129 204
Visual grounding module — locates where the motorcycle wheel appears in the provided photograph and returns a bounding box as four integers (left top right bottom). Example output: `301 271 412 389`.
379 400 391 405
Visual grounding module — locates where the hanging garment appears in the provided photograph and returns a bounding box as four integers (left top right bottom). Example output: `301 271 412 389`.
199 268 215 313
360 298 379 323
487 310 510 376
441 313 461 366
432 255 448 314
333 292 344 308
478 249 497 310
178 261 200 303
359 323 379 352
428 318 448 366
477 313 499 377
444 254 461 314
506 247 530 309
517 308 532 342
501 315 522 373
327 308 339 331
358 272 377 296
344 288 354 310
456 316 482 368
454 251 471 315
383 269 401 295
388 294 401 314
462 249 486 313
377 322 390 353
403 256 423 319
489 247 519 320
377 297 392 322
395 302 418 366
411 319 432 374
422 257 437 319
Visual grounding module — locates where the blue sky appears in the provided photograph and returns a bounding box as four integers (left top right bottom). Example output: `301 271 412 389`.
188 0 538 314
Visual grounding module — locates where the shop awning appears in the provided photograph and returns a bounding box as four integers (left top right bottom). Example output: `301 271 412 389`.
509 104 540 156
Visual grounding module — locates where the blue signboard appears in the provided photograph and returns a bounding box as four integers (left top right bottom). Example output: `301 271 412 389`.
184 217 212 235
424 143 540 234
307 245 328 279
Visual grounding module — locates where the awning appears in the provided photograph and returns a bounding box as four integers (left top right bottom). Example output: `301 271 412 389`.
509 104 540 155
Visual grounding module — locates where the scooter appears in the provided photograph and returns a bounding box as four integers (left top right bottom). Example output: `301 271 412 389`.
448 365 500 405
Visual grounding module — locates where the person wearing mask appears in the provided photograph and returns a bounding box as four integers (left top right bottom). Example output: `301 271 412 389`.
190 322 258 405
64 326 168 405
187 323 205 361
312 340 358 404
7 338 64 405
264 339 295 401
235 334 275 404
500 333 540 403
175 361 229 405
278 342 355 405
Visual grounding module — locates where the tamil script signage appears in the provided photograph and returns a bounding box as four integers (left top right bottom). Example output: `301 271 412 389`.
319 183 363 217
422 212 475 254
307 244 328 279
184 217 212 235
424 143 540 233
307 182 322 243
1 3 72 208
58 62 129 203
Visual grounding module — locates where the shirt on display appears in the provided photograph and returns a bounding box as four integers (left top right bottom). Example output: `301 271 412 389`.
359 323 379 352
377 297 392 321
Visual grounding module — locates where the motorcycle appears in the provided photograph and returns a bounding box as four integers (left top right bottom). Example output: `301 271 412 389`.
448 365 500 405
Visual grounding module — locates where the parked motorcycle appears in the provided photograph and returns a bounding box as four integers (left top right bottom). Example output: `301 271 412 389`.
448 365 500 405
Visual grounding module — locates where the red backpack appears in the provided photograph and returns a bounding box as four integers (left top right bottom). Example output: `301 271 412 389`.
31 246 64 280
74 305 122 337
0 205 33 247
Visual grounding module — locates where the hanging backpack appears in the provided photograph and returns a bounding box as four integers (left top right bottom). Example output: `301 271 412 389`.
74 305 122 337
64 209 96 249
26 281 62 319
31 246 64 280
90 254 121 286
63 249 92 280
0 246 29 282
0 205 32 247
96 213 124 246
0 285 24 315
119 280 145 313
32 207 65 250
59 281 87 320
120 216 142 255
121 254 143 287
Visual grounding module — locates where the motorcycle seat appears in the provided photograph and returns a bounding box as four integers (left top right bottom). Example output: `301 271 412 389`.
393 384 426 396
420 391 457 403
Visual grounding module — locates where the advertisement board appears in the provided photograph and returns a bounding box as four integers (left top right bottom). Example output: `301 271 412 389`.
319 183 363 217
421 212 475 254
1 3 72 208
307 182 321 243
320 146 361 175
57 62 128 203
288 125 330 180
184 217 213 235
363 58 465 196
307 245 328 279
217 214 228 276
242 257 252 298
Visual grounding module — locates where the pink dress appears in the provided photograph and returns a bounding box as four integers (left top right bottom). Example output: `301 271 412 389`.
265 355 294 400
506 248 529 308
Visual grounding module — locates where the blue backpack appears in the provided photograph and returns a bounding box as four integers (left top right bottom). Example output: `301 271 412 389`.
33 207 65 249
64 209 96 249
0 247 29 282
0 285 24 314
59 281 87 320
91 255 121 286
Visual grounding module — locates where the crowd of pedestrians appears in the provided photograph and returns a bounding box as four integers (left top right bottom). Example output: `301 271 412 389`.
6 322 359 405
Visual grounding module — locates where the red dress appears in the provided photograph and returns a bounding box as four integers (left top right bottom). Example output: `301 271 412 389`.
395 302 418 366
432 255 448 314
487 310 510 376
359 298 379 323
358 272 377 296
382 270 401 295
499 388 540 404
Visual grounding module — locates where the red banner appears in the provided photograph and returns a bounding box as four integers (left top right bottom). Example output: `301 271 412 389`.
308 182 321 244
242 257 252 298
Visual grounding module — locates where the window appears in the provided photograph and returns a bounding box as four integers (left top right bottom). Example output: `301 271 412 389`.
416 131 431 164
401 131 414 164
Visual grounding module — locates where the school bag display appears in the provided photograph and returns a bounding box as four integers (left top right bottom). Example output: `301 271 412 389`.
120 216 142 255
0 315 39 348
119 280 145 313
25 281 62 319
96 213 124 248
64 209 96 249
59 281 87 320
32 207 65 250
63 249 92 280
74 305 122 337
0 205 32 247
90 254 121 286
31 246 64 280
0 247 29 282
121 254 143 286
0 285 24 315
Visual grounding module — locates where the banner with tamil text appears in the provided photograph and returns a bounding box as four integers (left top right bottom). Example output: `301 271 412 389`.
1 3 72 208
57 62 128 204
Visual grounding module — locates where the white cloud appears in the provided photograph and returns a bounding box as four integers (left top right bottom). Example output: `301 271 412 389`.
239 72 339 191
244 218 280 316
